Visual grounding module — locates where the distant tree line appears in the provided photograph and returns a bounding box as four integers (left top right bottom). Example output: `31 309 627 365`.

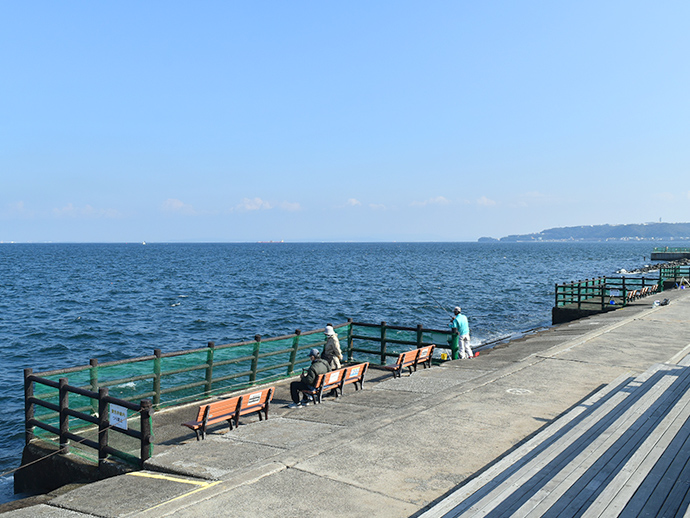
478 223 690 242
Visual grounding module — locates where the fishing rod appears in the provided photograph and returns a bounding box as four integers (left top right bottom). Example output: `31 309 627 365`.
397 262 454 319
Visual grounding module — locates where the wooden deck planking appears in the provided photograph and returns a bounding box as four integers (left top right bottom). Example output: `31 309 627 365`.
583 381 690 517
517 367 690 518
423 375 638 517
449 375 641 517
423 363 690 518
505 367 690 517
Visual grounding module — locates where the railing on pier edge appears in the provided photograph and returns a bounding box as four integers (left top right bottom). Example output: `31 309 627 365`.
554 274 663 310
23 320 458 469
653 247 690 254
660 265 690 287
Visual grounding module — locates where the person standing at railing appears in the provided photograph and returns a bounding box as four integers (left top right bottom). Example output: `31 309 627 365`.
288 348 330 408
322 324 343 370
450 306 473 359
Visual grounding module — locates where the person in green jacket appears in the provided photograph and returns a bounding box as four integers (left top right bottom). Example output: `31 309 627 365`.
289 348 331 408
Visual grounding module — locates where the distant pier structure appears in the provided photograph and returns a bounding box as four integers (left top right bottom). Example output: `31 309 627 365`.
651 247 690 261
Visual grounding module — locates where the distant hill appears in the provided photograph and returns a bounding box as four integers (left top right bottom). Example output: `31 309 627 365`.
479 223 690 242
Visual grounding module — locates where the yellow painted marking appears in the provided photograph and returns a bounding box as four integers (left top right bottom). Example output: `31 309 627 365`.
127 471 214 487
127 472 223 513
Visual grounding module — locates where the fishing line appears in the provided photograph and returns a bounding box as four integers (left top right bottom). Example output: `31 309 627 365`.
397 261 453 319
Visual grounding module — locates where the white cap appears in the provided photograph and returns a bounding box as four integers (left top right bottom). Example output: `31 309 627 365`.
324 325 335 336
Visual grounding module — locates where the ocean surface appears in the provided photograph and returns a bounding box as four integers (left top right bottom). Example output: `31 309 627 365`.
0 241 663 503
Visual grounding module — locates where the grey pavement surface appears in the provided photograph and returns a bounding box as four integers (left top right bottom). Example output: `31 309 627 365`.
3 288 690 517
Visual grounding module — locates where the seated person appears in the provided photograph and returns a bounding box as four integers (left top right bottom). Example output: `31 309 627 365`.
289 348 330 408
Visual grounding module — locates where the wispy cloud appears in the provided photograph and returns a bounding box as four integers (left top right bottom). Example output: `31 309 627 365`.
411 196 449 208
369 203 387 210
161 198 196 215
236 197 273 211
53 203 121 218
234 197 301 212
3 201 30 217
346 198 362 207
278 201 301 211
476 196 497 207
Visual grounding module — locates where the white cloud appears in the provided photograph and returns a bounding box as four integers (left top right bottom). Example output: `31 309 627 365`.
369 203 387 210
53 203 121 218
411 196 449 208
278 201 301 211
236 197 273 211
161 198 196 215
476 196 497 207
346 198 362 207
3 201 28 216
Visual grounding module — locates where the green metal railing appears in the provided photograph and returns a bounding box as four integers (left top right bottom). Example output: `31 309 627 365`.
555 275 662 310
23 319 455 467
660 266 690 286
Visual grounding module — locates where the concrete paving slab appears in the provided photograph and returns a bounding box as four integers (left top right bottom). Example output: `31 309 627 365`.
152 467 417 518
0 504 92 517
50 472 210 517
293 408 547 506
349 386 428 408
216 416 344 449
145 436 285 479
372 366 488 394
281 399 385 426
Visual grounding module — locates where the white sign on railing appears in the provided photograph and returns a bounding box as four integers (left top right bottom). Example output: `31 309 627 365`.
110 404 128 430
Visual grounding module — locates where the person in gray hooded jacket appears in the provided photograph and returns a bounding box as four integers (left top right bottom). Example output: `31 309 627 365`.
288 348 330 408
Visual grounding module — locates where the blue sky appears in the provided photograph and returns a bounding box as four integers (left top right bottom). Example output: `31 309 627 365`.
2 2 689 243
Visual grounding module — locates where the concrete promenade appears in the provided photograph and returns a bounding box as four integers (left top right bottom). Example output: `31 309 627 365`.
3 288 690 517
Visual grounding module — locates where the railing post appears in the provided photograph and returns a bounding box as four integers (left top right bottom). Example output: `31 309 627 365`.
450 329 459 360
205 342 215 397
347 318 353 362
90 358 99 415
250 335 261 382
380 322 387 365
153 349 162 407
602 276 607 310
577 280 582 310
98 387 108 467
59 378 69 454
288 330 301 375
24 368 34 444
140 399 153 466
554 283 559 307
416 324 423 348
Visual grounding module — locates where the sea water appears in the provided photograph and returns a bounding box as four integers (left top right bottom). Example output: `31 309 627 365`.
0 241 660 502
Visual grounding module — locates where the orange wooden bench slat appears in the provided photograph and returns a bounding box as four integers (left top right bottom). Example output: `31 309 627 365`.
341 362 369 392
380 345 435 378
182 386 275 440
300 362 370 403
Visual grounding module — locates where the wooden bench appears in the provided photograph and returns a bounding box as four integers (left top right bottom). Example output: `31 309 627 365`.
299 362 370 404
182 386 275 440
380 345 435 378
341 362 369 392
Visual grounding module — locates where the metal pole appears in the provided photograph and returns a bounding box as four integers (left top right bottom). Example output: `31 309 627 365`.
250 335 261 382
153 349 162 407
59 378 69 454
380 322 387 365
98 387 108 467
90 358 99 415
288 330 301 375
204 342 215 397
140 399 153 466
24 368 34 444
